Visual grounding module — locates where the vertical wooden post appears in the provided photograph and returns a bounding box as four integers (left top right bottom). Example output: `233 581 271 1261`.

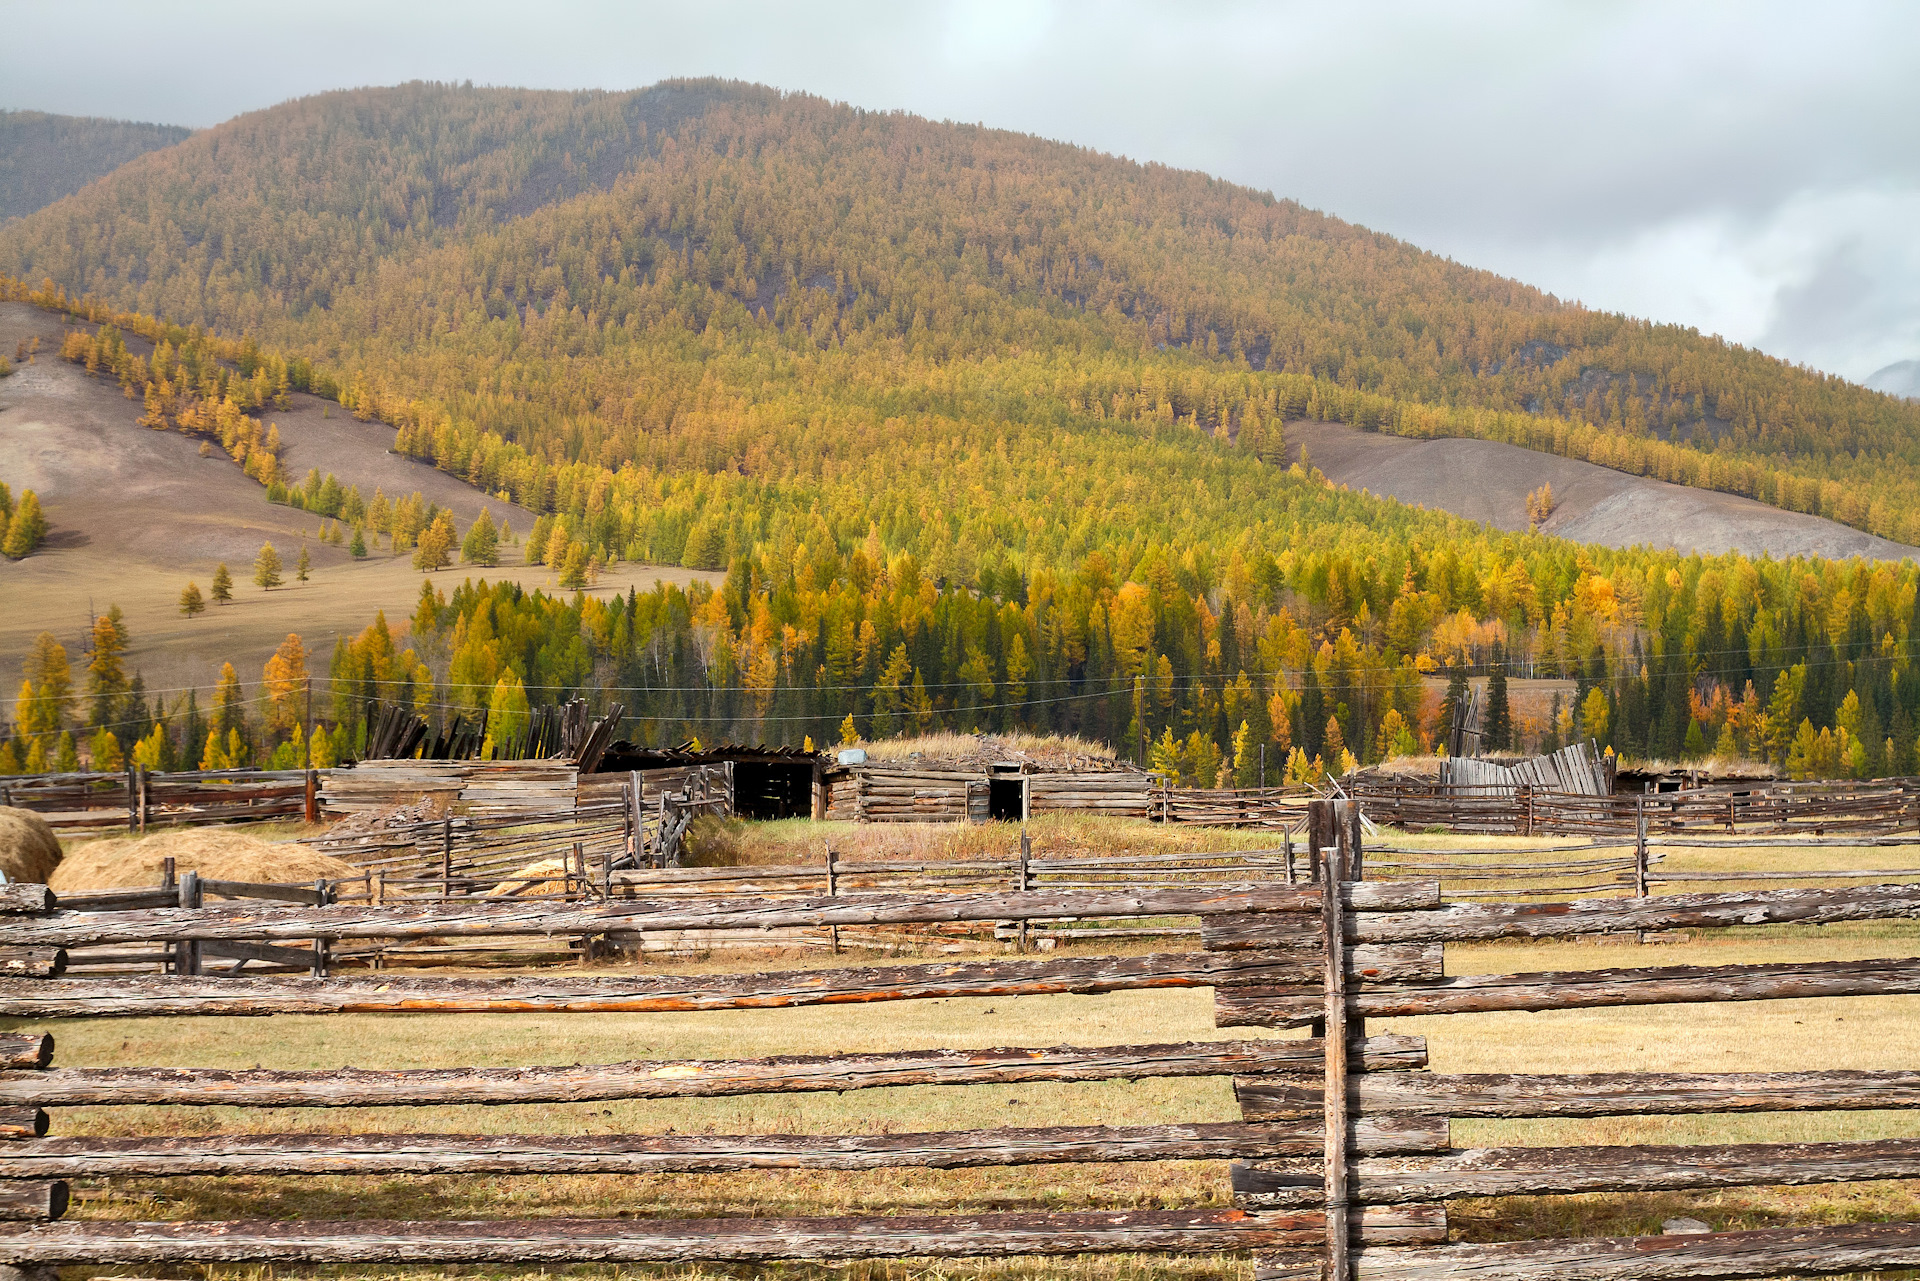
1016 830 1032 955
1319 798 1350 1281
441 817 453 899
126 764 137 832
1634 794 1649 898
303 677 313 770
178 870 202 978
160 857 177 975
572 841 587 901
1344 800 1364 882
304 769 319 825
311 879 330 978
825 843 840 955
1282 825 1295 885
138 766 150 833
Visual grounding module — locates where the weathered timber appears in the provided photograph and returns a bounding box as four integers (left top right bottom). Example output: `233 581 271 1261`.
3 1117 1449 1177
0 950 66 979
0 1109 49 1139
1232 1138 1920 1206
0 1035 1427 1108
199 940 325 970
1326 884 1920 946
1235 1068 1920 1120
1216 957 1920 1027
0 1206 1447 1263
0 888 53 917
1317 1220 1920 1281
0 1185 64 1223
2 950 1367 1019
0 1036 50 1072
0 883 1441 948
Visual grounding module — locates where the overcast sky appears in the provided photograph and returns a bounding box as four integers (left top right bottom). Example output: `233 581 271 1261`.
5 0 1916 384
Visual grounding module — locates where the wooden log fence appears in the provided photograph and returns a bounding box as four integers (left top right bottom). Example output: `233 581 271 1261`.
4 807 1920 1272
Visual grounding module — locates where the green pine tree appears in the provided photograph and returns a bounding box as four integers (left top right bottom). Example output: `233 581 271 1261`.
296 543 311 582
1 489 47 559
211 563 233 604
254 541 283 590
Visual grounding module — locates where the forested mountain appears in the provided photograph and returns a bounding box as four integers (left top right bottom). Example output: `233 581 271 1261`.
5 81 1920 784
0 110 190 222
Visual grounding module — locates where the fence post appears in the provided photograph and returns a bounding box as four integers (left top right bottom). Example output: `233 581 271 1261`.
1282 824 1295 885
138 765 150 833
178 869 202 977
1319 797 1351 1281
826 843 840 955
311 879 331 978
126 764 137 833
160 857 177 974
1017 830 1032 955
1634 795 1649 897
441 817 453 899
304 769 319 825
1344 800 1364 882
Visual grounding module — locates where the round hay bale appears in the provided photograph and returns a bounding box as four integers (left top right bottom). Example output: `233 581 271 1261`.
50 828 359 893
487 858 572 897
0 808 62 884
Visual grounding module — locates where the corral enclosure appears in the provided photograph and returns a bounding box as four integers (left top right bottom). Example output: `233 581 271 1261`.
0 801 1919 1277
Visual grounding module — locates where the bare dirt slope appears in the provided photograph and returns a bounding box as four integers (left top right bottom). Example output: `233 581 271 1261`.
0 302 722 702
1287 420 1918 562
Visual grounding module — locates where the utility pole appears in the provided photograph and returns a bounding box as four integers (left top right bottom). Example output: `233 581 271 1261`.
303 677 313 769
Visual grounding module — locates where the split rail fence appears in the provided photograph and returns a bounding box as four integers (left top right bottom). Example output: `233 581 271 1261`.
0 768 318 832
3 802 1920 1275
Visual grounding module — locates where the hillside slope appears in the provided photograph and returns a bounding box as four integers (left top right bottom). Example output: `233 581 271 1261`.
1287 421 1918 562
3 80 1919 558
0 301 716 699
0 110 190 221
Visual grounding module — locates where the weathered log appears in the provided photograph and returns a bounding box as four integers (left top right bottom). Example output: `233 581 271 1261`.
0 1110 49 1140
1216 957 1920 1027
1236 1068 1920 1120
1300 1220 1920 1281
0 1035 1426 1108
1 950 1384 1019
0 888 53 917
0 1036 50 1072
1323 884 1920 945
0 883 1441 948
0 1206 1447 1262
0 1185 63 1223
1233 1137 1920 1206
0 952 65 980
3 1117 1449 1178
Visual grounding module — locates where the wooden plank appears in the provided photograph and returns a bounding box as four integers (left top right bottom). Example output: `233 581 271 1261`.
0 1035 51 1072
0 1206 1446 1262
0 887 54 916
0 1035 1428 1107
1233 1138 1920 1205
1216 957 1920 1027
1236 1068 1920 1119
3 950 1376 1019
0 883 1443 948
1210 885 1920 949
0 1108 50 1139
0 951 64 979
0 1182 66 1222
3 1117 1451 1177
1318 800 1352 1281
1319 1220 1920 1281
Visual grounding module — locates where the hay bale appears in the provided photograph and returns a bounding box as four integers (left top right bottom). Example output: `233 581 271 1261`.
0 808 62 884
486 857 572 897
50 828 360 893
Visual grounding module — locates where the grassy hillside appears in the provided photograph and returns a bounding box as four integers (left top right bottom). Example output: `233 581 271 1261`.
0 109 190 222
5 82 1920 784
3 80 1919 547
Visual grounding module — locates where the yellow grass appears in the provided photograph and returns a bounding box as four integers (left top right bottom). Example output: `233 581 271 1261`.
50 826 359 891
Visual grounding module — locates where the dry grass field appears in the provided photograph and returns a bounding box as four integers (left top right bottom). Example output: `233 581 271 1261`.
10 816 1920 1279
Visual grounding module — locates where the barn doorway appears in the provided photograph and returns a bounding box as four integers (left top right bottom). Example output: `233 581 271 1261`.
732 759 815 819
987 777 1024 822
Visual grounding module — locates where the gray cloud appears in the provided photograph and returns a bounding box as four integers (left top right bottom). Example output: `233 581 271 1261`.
2 0 1916 379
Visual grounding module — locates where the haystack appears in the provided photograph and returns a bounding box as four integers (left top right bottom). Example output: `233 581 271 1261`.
486 857 573 897
0 808 62 884
50 828 360 893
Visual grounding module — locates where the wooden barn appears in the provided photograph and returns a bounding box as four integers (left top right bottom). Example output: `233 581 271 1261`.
822 735 1155 824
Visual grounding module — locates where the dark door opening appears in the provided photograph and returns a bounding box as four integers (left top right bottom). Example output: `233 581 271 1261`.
733 760 814 819
988 777 1023 821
